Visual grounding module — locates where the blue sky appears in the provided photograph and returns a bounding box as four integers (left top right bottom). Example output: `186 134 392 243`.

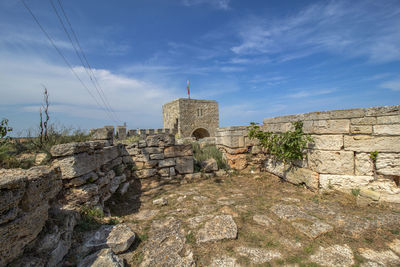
1 0 400 135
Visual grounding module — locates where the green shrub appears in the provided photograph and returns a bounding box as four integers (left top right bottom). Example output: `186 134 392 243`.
192 142 228 170
248 121 313 164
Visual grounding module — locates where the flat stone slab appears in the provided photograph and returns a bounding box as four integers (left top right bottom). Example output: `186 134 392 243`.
359 248 400 266
187 215 214 229
291 220 333 239
387 239 400 255
270 204 315 221
253 215 275 227
197 215 237 243
211 256 241 267
217 197 235 205
310 244 354 267
78 248 124 267
193 195 209 202
140 217 195 267
234 246 281 264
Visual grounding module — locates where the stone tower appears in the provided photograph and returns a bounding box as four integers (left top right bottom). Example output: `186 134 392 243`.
162 98 219 138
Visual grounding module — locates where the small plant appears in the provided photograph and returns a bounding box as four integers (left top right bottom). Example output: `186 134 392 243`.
107 218 120 225
192 142 228 170
185 231 195 244
0 118 13 142
352 188 360 197
369 151 378 162
76 206 104 232
248 121 313 164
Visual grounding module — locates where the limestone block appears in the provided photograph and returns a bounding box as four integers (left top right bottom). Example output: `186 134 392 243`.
138 140 147 148
146 134 175 147
170 167 176 176
351 117 377 125
77 248 124 267
200 158 218 173
132 154 150 162
141 147 163 154
226 153 247 170
359 189 380 201
158 158 175 168
309 135 343 150
149 153 163 160
350 125 372 134
375 153 400 176
0 204 48 266
355 153 373 176
126 147 140 156
110 175 126 194
50 142 90 157
319 174 374 191
158 168 170 177
365 105 400 117
303 119 350 134
377 115 400 124
96 170 115 188
135 169 157 179
175 156 194 174
308 150 354 175
262 122 293 133
143 160 158 168
164 144 193 158
373 124 400 135
64 184 99 206
53 146 119 179
344 135 400 152
90 127 114 141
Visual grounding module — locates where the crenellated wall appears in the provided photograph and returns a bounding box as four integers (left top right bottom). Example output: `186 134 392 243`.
216 105 400 204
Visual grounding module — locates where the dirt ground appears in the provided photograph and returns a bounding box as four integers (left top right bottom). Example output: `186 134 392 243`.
106 172 400 267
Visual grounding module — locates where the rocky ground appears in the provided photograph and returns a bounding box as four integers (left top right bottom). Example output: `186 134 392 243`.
69 172 400 267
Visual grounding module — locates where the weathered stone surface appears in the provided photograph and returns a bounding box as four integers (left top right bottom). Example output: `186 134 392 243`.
150 153 164 160
0 204 48 266
377 115 400 124
359 248 400 266
262 122 293 133
135 168 157 179
234 247 281 264
225 153 247 170
64 183 99 206
215 170 227 176
110 175 126 194
376 153 400 176
164 144 193 158
153 197 168 206
197 215 237 243
211 256 241 267
139 217 195 267
344 135 400 152
50 141 108 157
158 158 176 168
187 215 214 229
253 215 275 227
366 105 400 117
52 146 119 179
175 156 194 174
142 147 163 154
359 189 380 201
158 167 170 177
90 127 114 140
291 220 333 239
319 175 374 191
310 244 354 267
64 171 98 187
184 172 202 181
78 248 124 267
387 239 400 255
308 150 354 175
309 135 343 150
200 158 218 173
131 209 159 220
355 153 374 175
351 117 377 125
118 182 130 195
351 125 372 134
270 204 315 221
303 119 350 134
146 134 175 147
374 124 400 135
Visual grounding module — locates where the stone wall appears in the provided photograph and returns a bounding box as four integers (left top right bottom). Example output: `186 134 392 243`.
216 105 400 204
0 130 195 266
163 98 219 138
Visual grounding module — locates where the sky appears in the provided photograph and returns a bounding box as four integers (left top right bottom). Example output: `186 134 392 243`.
1 0 400 135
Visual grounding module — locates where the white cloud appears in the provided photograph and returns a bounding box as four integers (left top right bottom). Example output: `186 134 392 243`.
287 89 335 98
380 79 400 91
231 1 400 63
181 0 230 10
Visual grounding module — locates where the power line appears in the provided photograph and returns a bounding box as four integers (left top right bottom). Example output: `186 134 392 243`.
55 0 121 122
20 0 116 123
48 0 119 123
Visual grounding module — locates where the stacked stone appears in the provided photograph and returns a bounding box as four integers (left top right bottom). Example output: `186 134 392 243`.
0 167 61 266
51 129 131 209
123 134 194 194
217 105 400 204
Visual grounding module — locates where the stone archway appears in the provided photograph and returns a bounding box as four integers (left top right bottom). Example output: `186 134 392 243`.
191 128 210 139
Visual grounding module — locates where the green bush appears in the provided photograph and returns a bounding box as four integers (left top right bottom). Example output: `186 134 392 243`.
192 142 228 170
248 121 313 163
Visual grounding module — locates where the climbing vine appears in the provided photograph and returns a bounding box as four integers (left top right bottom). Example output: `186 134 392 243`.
248 121 313 163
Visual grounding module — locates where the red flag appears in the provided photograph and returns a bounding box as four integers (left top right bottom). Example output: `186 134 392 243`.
187 80 190 99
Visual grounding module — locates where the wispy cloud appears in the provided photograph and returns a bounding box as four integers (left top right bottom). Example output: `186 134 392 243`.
380 79 400 91
287 88 336 98
231 0 400 63
181 0 230 10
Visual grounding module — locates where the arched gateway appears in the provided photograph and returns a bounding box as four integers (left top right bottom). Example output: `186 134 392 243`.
191 128 210 139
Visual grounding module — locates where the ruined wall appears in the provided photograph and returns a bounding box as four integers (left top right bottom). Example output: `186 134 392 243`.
163 98 219 138
216 105 400 204
0 128 195 266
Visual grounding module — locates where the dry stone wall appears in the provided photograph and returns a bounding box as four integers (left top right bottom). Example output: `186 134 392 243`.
216 105 400 204
0 128 196 266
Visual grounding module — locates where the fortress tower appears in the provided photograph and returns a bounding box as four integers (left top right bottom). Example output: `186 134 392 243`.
162 98 219 139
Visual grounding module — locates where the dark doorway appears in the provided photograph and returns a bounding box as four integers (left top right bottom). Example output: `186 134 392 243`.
191 128 210 139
